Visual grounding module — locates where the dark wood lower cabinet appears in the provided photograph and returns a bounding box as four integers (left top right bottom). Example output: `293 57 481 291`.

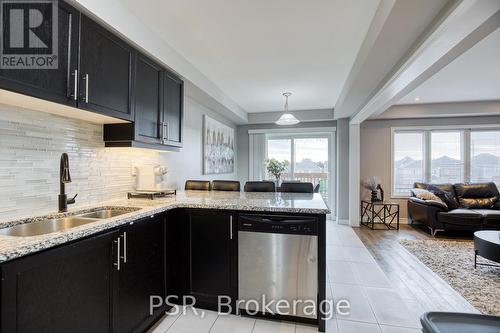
167 209 237 312
114 215 167 333
0 215 167 333
0 209 322 332
0 230 120 333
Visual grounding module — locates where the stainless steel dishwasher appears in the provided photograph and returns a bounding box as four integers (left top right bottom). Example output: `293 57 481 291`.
238 214 318 319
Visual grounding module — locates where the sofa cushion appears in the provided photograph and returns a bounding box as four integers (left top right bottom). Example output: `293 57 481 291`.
414 182 455 193
414 182 428 190
454 183 499 209
471 209 500 229
437 209 484 227
472 209 500 217
454 182 500 198
441 209 483 216
460 197 497 209
426 184 459 210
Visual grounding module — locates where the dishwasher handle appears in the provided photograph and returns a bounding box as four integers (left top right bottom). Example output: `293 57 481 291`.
238 214 318 235
240 214 315 225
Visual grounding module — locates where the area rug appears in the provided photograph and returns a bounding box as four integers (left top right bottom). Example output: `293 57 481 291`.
400 238 500 315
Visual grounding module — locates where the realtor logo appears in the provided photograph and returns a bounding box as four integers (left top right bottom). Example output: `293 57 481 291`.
0 0 58 69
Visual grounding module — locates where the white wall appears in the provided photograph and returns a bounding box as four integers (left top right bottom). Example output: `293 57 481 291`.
161 97 238 189
361 115 500 220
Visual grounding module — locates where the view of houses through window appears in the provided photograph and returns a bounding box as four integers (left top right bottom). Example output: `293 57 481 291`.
266 135 331 209
393 128 500 196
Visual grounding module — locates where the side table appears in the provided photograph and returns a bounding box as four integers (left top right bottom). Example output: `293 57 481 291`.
474 230 500 268
360 200 400 230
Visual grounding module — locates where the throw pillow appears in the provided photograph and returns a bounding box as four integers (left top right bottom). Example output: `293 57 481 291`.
426 184 459 210
411 188 447 208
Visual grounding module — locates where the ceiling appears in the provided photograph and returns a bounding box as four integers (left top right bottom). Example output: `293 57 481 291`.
397 27 500 105
121 0 380 113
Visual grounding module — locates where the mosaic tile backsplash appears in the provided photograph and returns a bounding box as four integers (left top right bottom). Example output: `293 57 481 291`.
0 104 162 221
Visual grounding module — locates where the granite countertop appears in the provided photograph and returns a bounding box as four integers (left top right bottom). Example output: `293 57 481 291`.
0 191 330 263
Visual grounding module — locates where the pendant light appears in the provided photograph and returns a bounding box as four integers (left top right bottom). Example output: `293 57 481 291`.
275 92 299 125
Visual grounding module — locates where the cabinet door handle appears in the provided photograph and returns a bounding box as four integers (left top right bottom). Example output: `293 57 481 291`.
114 237 121 271
162 122 167 143
71 69 78 100
82 73 89 103
122 232 127 263
229 215 233 240
161 122 168 143
160 122 164 143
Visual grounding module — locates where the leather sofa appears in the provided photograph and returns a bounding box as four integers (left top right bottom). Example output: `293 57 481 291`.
407 182 500 236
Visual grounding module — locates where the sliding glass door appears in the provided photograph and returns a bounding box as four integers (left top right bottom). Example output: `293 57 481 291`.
266 133 334 212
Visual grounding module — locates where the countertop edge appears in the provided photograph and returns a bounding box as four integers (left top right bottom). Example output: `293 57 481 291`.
0 202 329 263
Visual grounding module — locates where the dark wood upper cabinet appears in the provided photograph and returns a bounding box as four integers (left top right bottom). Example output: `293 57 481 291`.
114 215 167 333
78 15 134 121
104 66 184 150
0 1 79 106
0 230 120 333
0 0 183 150
133 53 163 144
163 71 183 147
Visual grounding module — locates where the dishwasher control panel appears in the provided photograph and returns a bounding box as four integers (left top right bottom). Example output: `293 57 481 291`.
238 214 318 235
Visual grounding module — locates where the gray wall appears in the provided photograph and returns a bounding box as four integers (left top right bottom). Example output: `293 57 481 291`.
361 115 500 219
162 97 238 189
236 121 337 184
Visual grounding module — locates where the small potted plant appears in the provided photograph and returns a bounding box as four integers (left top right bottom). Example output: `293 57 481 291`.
265 159 289 186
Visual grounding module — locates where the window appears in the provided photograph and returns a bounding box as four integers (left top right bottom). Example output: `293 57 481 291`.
430 131 464 184
294 138 329 199
470 130 500 185
266 138 291 174
393 132 424 196
265 134 333 210
392 127 500 197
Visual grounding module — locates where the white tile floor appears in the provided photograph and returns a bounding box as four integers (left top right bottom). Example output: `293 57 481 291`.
149 221 474 333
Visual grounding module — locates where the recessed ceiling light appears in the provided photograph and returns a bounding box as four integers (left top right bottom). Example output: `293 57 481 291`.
415 97 420 102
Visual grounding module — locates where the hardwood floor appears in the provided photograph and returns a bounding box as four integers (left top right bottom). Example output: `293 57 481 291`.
353 224 478 314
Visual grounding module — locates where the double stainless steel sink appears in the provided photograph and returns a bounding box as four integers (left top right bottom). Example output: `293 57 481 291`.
0 208 138 237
